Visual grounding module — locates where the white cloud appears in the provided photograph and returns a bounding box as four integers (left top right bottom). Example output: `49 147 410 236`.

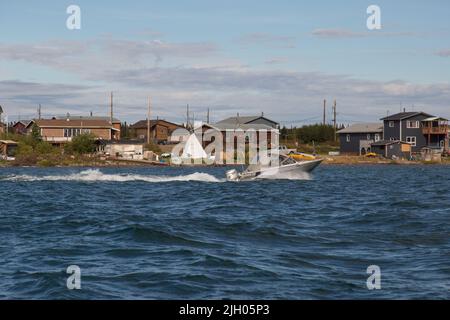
0 37 449 125
264 57 289 65
311 28 418 39
236 33 297 48
436 49 450 57
312 29 367 38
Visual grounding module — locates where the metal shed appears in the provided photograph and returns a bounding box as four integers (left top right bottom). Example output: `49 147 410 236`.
371 140 412 159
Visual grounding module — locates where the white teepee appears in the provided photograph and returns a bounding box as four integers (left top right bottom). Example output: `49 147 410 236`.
182 133 207 160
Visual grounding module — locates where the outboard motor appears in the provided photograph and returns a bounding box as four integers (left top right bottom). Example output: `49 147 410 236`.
226 169 239 182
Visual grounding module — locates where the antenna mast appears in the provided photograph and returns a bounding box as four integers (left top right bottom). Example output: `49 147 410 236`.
147 97 151 144
333 100 337 142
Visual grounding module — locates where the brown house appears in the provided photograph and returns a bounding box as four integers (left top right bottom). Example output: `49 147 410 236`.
35 117 121 144
12 120 34 135
130 119 183 143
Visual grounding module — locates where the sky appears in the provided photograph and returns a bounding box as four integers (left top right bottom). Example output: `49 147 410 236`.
0 0 449 126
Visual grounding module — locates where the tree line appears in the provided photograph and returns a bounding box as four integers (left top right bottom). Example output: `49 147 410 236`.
280 123 345 144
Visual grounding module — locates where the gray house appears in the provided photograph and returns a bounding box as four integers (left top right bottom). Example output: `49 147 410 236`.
215 114 279 129
381 112 448 152
337 123 383 154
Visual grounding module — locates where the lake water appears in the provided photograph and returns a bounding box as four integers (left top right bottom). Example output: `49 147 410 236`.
0 165 449 299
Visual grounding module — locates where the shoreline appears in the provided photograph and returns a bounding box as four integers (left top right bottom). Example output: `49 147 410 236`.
1 158 449 168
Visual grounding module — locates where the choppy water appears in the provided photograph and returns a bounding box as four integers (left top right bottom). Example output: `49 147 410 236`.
0 165 449 299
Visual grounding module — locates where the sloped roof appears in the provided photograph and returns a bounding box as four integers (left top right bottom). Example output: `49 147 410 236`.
380 112 432 121
422 116 448 122
58 116 121 123
13 120 34 127
0 140 18 145
213 122 276 131
130 119 182 129
216 115 279 126
337 123 383 134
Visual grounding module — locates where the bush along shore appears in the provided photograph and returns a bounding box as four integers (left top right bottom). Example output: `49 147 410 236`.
0 129 151 168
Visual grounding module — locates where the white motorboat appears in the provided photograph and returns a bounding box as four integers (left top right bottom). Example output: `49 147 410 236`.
226 154 323 182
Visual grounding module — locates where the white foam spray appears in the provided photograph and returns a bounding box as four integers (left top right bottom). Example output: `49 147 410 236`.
2 169 224 183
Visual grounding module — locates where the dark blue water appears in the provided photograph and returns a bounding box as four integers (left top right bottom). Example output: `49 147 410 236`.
0 165 449 299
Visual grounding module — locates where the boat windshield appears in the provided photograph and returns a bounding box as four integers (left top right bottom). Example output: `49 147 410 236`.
245 154 296 172
279 155 297 165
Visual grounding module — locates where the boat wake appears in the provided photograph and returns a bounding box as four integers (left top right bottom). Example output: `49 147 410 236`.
257 170 312 180
2 169 224 183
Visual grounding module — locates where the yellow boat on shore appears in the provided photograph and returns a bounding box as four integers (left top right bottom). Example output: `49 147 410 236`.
289 152 316 161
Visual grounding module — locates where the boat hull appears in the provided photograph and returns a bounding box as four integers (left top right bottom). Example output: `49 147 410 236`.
227 159 323 181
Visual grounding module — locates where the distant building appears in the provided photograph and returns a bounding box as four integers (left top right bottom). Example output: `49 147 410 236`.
337 123 383 155
371 140 412 159
12 120 34 135
381 112 448 152
0 140 18 160
195 121 279 161
60 116 122 136
35 117 121 145
215 114 279 129
102 141 144 160
130 119 183 144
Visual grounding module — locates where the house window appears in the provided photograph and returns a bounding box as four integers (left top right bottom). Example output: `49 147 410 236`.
64 128 88 138
375 134 380 142
389 121 395 128
406 136 416 147
346 134 351 142
406 121 419 129
367 134 371 140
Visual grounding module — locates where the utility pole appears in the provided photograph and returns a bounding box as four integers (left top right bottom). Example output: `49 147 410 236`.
207 108 210 124
323 99 326 126
333 100 337 142
110 92 114 124
186 104 190 130
147 97 151 144
38 104 42 120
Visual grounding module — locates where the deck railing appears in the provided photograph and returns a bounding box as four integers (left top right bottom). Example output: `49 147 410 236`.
422 127 448 134
42 137 72 142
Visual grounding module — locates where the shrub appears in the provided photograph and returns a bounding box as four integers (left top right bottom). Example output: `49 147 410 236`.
65 134 97 155
144 141 161 153
37 159 54 167
13 153 38 166
35 141 56 155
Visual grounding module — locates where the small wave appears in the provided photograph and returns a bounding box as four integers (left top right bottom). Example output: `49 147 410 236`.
2 169 223 183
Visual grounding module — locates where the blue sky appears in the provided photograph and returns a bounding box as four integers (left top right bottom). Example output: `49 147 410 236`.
1 0 449 125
